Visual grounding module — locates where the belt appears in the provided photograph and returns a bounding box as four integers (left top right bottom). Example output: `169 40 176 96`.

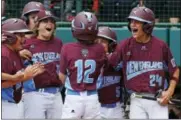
134 92 155 98
36 87 61 94
101 103 117 108
66 89 97 96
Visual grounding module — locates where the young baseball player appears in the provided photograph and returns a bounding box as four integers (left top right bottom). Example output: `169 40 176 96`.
21 1 45 38
109 6 180 119
95 26 124 119
22 10 63 119
59 11 107 119
18 1 46 60
1 18 44 119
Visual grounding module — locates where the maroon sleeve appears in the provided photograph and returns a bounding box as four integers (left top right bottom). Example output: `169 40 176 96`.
163 43 178 82
108 41 123 67
2 56 13 73
60 45 68 75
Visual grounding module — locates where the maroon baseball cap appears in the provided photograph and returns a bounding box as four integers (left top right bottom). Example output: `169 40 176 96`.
36 10 59 22
2 18 32 34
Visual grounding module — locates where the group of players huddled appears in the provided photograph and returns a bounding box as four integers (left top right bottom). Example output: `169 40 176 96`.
1 1 180 119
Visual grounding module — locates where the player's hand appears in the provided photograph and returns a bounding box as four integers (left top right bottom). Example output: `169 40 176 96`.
12 71 25 81
24 63 45 80
19 49 32 60
157 90 174 106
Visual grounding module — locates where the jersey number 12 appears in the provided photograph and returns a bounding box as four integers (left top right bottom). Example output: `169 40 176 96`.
75 59 96 83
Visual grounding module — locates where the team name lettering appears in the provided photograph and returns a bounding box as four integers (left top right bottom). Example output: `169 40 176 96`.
126 61 163 80
101 76 121 88
32 52 60 64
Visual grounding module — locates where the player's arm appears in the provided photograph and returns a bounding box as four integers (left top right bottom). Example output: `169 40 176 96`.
108 41 123 67
2 63 45 88
2 81 19 88
158 44 180 105
58 45 68 84
19 49 32 60
2 72 24 81
167 68 179 95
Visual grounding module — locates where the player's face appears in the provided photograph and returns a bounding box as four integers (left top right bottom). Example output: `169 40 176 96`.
130 19 146 39
13 33 25 51
95 37 109 53
28 12 39 30
37 18 55 40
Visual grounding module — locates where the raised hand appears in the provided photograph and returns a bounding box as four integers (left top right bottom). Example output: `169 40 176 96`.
24 63 45 80
19 49 32 60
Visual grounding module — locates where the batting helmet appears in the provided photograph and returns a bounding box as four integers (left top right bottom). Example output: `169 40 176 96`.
71 11 98 41
21 1 45 21
97 27 117 43
97 26 117 52
2 18 32 44
127 6 155 34
36 10 58 22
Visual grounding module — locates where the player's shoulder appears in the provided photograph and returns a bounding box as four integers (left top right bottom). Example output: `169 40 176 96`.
117 37 133 49
151 36 168 48
53 37 63 44
24 36 37 45
1 45 11 57
62 42 76 48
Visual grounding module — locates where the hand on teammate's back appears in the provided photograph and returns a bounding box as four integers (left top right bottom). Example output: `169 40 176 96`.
24 63 45 80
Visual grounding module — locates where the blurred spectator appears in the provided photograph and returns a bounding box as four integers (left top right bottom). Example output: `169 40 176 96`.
48 0 75 22
64 0 75 22
92 0 99 15
49 0 63 19
43 0 51 10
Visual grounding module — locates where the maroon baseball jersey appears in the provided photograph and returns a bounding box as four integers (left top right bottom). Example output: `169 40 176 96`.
109 36 178 94
60 42 107 91
23 37 63 88
2 45 23 103
98 65 122 104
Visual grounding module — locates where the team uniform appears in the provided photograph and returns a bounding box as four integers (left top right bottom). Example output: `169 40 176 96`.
22 37 63 119
2 45 24 119
60 42 106 119
109 36 178 119
98 65 124 119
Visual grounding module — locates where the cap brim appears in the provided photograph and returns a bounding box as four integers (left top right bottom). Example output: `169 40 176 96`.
127 16 152 23
97 34 116 42
39 16 60 22
8 29 33 34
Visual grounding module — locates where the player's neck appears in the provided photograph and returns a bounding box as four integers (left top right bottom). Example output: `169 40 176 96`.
37 34 51 41
136 34 151 43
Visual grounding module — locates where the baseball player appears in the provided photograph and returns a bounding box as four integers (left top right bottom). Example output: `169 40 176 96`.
95 26 124 119
109 6 180 119
21 1 45 38
22 10 63 119
1 18 44 119
17 1 46 60
59 11 106 119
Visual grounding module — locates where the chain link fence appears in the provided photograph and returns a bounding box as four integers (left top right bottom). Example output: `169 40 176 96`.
4 0 181 23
